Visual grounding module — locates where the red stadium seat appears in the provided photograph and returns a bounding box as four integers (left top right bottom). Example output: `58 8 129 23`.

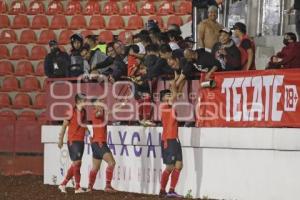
107 16 125 30
126 15 144 30
37 29 56 44
0 0 7 13
19 29 37 44
102 1 118 15
65 0 82 15
12 93 32 109
10 45 29 60
21 76 41 92
18 111 36 121
11 15 29 29
58 30 74 45
0 29 17 44
35 61 45 76
50 15 68 29
0 15 10 28
158 1 174 15
15 61 34 76
31 14 49 29
120 1 137 16
81 30 94 38
0 93 11 108
40 79 47 92
167 15 183 27
118 30 132 44
69 15 87 30
0 76 20 92
28 0 45 15
29 46 48 60
176 0 192 15
84 0 101 15
139 2 155 15
0 61 14 75
0 45 9 59
38 111 48 124
0 110 17 121
99 31 113 43
88 15 105 30
9 0 27 15
148 16 164 29
32 93 46 109
46 0 64 15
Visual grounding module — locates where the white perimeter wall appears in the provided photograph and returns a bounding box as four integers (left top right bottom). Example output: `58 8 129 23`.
42 126 300 200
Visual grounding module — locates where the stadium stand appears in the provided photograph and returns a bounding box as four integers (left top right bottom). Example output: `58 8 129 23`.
0 0 191 176
158 1 174 15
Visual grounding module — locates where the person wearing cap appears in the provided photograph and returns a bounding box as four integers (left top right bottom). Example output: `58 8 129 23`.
232 22 256 70
197 5 223 51
183 36 196 50
211 28 242 71
44 40 70 78
69 33 85 77
288 0 300 38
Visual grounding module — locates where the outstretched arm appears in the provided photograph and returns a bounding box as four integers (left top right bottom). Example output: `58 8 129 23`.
58 119 69 149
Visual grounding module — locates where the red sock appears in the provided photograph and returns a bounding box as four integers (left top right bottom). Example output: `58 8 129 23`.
160 169 171 191
73 163 81 189
170 168 181 191
88 169 98 189
61 164 74 186
106 165 115 187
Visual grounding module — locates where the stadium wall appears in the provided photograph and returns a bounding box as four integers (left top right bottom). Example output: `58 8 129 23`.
42 125 300 200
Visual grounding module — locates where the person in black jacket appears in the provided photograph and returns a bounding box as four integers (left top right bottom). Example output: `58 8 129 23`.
69 33 85 77
44 40 70 78
211 28 242 71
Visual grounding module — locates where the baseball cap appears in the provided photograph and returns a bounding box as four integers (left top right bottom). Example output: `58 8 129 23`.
48 40 58 47
184 36 195 43
219 28 232 36
232 22 247 33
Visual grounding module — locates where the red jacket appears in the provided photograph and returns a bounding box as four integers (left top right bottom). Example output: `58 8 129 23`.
275 42 300 68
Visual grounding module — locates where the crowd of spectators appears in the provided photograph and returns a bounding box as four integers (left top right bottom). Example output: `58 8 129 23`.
44 6 300 125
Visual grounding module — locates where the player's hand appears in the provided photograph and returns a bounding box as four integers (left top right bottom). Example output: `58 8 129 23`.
58 139 63 149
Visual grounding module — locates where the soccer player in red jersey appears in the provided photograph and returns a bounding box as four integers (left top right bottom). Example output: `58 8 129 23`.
159 89 183 198
58 93 87 194
87 98 117 192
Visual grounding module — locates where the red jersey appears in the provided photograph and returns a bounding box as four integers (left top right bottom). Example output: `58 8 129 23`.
239 35 256 70
91 108 107 143
127 55 138 76
67 107 87 142
161 104 178 141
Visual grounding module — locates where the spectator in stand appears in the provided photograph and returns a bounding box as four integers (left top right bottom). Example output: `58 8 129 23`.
168 30 181 51
69 33 85 77
268 32 300 69
44 40 70 78
106 42 127 82
113 40 126 59
144 44 160 80
136 33 152 55
167 52 188 94
288 0 300 38
198 5 223 51
158 32 171 46
127 44 141 77
80 43 109 77
183 36 196 50
232 22 256 70
184 48 221 81
85 35 107 54
211 28 242 71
